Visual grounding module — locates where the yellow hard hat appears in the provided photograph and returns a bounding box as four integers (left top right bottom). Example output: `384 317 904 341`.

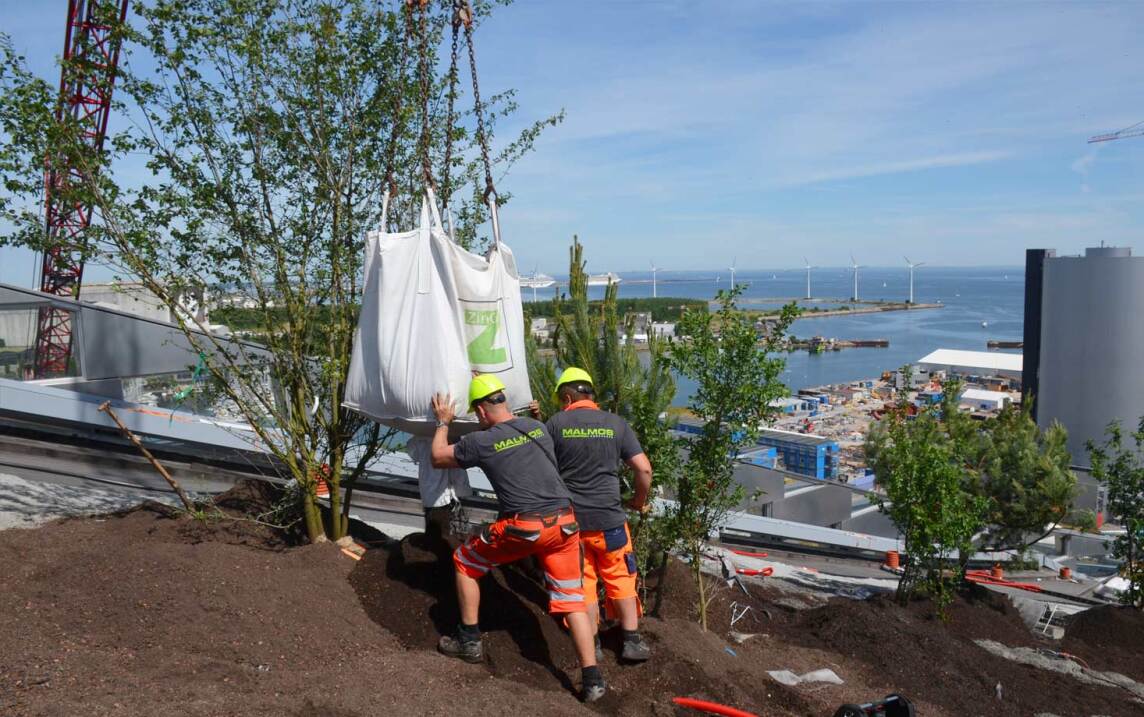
555 367 594 393
468 373 507 407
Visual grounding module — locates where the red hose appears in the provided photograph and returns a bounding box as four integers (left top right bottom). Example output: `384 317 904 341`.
730 549 769 558
736 567 774 577
964 573 1043 592
672 696 759 717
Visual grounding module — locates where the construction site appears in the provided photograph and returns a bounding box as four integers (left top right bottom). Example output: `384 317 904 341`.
3 1 1144 717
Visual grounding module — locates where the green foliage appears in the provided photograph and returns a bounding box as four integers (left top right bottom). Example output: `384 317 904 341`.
869 377 1078 615
0 1 556 542
528 237 676 426
662 286 798 630
1087 418 1144 609
867 383 989 613
1070 509 1098 533
526 296 705 323
967 404 1076 551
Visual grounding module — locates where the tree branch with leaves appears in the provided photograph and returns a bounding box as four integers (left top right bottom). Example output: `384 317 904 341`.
664 286 798 630
0 0 561 542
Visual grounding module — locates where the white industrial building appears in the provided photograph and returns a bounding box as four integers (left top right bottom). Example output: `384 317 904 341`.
916 348 1023 381
959 387 1012 412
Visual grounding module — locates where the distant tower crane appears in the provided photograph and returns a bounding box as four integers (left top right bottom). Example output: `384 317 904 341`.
32 0 129 378
1088 120 1144 144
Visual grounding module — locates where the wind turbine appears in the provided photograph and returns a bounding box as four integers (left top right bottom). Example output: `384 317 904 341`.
650 260 659 298
729 258 737 288
849 254 861 302
803 257 814 300
904 256 926 304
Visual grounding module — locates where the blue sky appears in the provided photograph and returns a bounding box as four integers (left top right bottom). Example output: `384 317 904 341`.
3 0 1143 283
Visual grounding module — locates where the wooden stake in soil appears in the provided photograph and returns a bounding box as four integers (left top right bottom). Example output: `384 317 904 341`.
97 401 196 512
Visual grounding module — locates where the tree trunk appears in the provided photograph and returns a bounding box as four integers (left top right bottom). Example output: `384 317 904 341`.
896 560 920 606
302 491 324 543
691 543 708 631
328 470 344 541
339 482 354 538
648 550 669 617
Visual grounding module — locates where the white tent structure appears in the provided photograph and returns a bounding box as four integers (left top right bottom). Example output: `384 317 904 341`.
916 348 1023 379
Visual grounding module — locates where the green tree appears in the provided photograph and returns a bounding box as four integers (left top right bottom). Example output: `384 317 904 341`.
1087 418 1144 609
664 287 798 630
867 383 989 612
869 379 1077 612
0 0 559 542
967 403 1076 552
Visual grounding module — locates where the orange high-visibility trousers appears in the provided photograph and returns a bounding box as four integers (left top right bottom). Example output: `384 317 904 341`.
580 522 640 615
453 511 587 614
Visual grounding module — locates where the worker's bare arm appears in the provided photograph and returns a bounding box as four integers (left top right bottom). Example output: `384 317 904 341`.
624 452 653 512
430 393 461 469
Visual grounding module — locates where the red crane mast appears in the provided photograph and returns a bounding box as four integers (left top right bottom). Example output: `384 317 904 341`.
32 0 129 378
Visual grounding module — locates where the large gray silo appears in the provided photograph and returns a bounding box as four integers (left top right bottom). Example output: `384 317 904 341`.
1029 246 1144 469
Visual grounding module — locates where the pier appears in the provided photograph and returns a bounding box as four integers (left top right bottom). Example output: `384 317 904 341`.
791 336 890 353
739 298 943 319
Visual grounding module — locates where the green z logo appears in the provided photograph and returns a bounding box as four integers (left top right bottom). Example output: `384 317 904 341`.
465 309 508 365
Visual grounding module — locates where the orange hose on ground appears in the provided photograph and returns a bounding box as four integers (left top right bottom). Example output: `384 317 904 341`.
736 567 774 577
672 696 759 717
730 549 769 558
964 573 1042 592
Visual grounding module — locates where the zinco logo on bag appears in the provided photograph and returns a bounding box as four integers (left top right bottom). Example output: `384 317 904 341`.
461 299 513 372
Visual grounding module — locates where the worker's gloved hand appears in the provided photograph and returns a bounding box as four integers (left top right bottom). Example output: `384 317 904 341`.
431 393 457 425
527 400 541 419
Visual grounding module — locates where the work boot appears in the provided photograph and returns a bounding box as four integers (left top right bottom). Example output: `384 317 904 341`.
437 634 484 664
594 635 604 662
582 680 607 703
620 632 651 662
581 666 607 703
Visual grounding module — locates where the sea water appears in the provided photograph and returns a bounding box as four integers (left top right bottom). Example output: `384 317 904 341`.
526 266 1024 402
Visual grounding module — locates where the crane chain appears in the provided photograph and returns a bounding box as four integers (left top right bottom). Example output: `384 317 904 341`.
382 3 416 204
440 2 463 206
414 0 434 190
462 3 496 204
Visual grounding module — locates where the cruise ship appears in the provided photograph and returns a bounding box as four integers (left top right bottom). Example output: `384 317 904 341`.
586 272 622 286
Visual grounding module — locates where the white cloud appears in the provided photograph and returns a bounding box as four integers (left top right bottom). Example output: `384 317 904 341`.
783 150 1014 187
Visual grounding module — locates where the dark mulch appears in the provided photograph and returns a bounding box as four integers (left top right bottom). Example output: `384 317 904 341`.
0 482 590 716
1062 605 1144 680
5 481 1143 717
348 535 818 716
762 584 1143 716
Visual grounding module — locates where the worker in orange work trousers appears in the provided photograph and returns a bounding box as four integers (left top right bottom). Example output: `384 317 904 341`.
429 374 606 702
532 367 654 662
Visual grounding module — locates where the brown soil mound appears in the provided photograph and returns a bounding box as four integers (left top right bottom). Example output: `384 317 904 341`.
760 585 1144 716
1062 605 1144 680
4 483 1143 717
348 534 817 715
0 484 591 716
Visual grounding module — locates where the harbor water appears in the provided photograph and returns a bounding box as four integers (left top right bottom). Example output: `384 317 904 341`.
526 266 1025 402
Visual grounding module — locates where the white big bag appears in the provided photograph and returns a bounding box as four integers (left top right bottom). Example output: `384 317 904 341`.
344 189 533 436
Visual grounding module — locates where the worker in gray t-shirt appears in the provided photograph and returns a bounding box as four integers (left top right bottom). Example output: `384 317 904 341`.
537 367 654 662
429 374 606 702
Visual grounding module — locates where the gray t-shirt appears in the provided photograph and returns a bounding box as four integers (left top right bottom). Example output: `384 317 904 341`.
546 406 644 531
452 417 571 516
